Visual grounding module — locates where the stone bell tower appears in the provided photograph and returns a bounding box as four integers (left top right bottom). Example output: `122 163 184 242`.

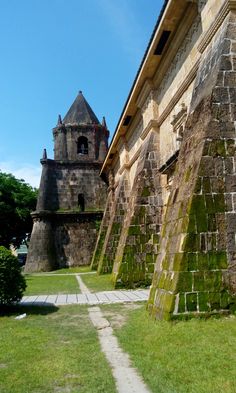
25 91 109 272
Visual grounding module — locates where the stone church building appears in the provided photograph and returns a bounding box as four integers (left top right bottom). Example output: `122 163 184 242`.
91 0 236 319
25 0 236 320
25 92 109 272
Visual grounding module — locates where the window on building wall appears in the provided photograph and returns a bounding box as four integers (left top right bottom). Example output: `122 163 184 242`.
77 136 88 155
78 194 85 212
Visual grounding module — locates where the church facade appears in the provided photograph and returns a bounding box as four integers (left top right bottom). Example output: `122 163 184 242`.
92 0 236 319
25 92 109 272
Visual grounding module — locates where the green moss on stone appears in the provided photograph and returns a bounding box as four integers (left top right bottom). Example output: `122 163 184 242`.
173 253 183 270
194 177 202 194
198 292 210 312
205 271 223 291
162 292 175 313
178 293 186 313
220 290 231 308
185 233 200 252
152 234 159 244
141 187 150 197
162 256 169 270
128 226 141 235
184 167 192 182
146 253 154 264
186 293 198 312
198 253 209 271
202 177 211 193
187 253 198 271
208 214 217 231
205 195 215 213
112 222 121 235
177 272 193 292
193 272 205 291
209 292 221 310
208 251 228 269
188 215 197 233
209 140 226 157
196 211 208 232
213 194 225 212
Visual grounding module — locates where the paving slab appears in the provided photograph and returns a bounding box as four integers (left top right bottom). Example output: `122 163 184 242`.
88 306 151 393
96 292 110 303
67 294 78 304
46 295 58 304
56 295 68 304
35 295 48 303
86 293 100 305
76 294 88 304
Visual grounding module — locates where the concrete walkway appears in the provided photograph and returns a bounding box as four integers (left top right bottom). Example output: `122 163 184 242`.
20 289 149 306
78 275 151 393
20 273 152 393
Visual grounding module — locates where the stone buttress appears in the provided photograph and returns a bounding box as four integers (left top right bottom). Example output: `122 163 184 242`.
148 10 236 319
94 128 163 287
25 92 109 272
94 171 130 274
112 130 162 287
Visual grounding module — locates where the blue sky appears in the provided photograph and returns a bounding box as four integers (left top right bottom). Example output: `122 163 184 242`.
0 0 163 187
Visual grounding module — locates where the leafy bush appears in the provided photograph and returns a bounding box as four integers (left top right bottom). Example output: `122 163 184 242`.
0 171 37 248
0 246 26 305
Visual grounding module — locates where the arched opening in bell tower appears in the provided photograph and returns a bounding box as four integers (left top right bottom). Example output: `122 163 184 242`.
77 136 88 155
78 193 85 212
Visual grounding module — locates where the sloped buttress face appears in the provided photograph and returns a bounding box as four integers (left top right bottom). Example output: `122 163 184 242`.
148 11 236 320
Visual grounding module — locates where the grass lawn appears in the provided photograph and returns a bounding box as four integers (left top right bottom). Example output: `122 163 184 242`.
102 304 236 393
50 266 91 274
0 305 116 393
24 275 80 295
81 273 114 292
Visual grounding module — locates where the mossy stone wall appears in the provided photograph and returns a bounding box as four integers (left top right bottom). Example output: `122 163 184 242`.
96 172 130 275
112 131 162 288
148 13 236 319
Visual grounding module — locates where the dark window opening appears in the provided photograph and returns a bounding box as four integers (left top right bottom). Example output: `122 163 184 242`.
77 136 88 155
123 115 132 126
78 194 85 212
154 30 171 55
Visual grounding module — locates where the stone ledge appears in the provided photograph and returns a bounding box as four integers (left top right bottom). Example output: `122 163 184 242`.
40 158 103 168
31 210 103 222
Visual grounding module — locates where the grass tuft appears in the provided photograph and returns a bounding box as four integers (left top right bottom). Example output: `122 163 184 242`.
24 275 80 295
81 273 114 292
102 304 236 393
0 305 116 393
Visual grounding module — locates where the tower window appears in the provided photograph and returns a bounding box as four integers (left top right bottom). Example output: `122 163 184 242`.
78 194 85 212
77 136 88 155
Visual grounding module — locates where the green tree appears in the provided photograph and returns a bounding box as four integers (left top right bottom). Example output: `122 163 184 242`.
0 172 37 248
0 246 26 305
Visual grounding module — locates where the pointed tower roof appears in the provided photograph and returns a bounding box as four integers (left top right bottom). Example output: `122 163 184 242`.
63 91 100 125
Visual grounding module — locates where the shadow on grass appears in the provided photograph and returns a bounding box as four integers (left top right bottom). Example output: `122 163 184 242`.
0 303 59 317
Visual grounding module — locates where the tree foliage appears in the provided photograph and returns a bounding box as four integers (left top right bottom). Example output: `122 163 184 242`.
0 246 26 305
0 172 37 248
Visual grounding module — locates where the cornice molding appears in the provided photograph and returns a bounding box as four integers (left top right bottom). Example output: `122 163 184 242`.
198 0 236 53
118 146 142 175
140 119 159 140
136 79 154 109
157 59 200 126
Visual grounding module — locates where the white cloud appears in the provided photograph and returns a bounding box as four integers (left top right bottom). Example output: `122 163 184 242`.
0 161 41 188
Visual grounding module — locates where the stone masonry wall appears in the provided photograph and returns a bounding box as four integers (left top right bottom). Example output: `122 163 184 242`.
148 12 236 320
96 172 130 275
54 213 101 267
90 186 114 270
25 216 57 272
25 211 102 272
112 131 163 287
37 160 107 212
